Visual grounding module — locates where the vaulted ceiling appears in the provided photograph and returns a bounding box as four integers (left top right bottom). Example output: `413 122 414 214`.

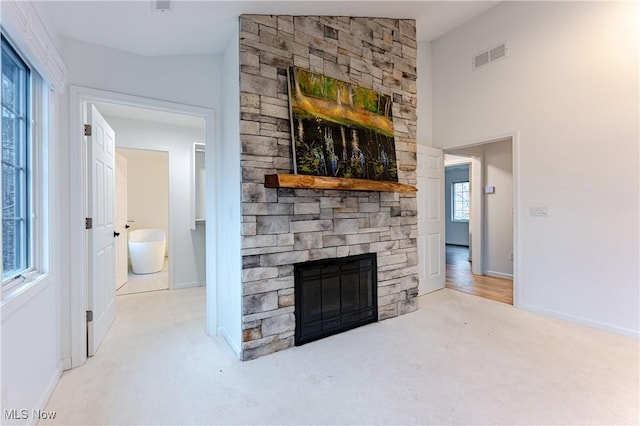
39 1 499 56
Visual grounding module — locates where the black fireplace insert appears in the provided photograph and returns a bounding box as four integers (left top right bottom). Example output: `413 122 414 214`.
295 253 378 345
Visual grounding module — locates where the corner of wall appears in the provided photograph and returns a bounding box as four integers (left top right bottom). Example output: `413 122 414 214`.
416 40 433 147
216 19 243 356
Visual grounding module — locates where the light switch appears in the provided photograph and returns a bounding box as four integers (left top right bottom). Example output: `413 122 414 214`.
530 206 549 217
485 186 495 194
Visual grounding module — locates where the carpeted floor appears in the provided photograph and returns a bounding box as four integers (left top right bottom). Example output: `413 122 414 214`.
44 287 639 425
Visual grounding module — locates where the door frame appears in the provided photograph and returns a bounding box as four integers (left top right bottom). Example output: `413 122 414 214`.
69 86 217 368
114 151 128 289
441 131 520 307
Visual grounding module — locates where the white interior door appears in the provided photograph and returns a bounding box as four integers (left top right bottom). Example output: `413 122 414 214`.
115 152 128 289
87 104 117 356
417 145 445 295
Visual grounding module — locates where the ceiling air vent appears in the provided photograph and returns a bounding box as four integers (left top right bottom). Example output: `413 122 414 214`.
473 41 508 71
151 0 173 12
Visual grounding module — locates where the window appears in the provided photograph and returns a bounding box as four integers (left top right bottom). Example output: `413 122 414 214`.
452 181 470 222
2 37 31 281
1 34 46 291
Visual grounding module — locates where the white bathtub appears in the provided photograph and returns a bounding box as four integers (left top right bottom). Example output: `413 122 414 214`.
128 229 166 274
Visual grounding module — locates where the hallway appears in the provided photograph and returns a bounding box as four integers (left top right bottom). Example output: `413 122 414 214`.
446 244 514 304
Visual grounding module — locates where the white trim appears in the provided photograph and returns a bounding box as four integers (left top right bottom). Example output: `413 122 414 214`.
485 270 513 280
444 159 472 168
69 86 217 368
1 0 66 92
520 303 640 340
33 363 63 422
0 273 51 320
511 131 521 308
218 326 242 358
173 280 205 290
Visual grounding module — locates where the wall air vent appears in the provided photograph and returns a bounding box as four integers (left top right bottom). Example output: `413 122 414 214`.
473 51 490 69
490 43 506 61
473 41 508 71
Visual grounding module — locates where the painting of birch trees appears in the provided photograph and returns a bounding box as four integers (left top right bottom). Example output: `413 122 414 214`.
288 67 398 182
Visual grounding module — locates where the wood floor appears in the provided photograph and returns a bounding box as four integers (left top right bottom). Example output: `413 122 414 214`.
446 244 513 304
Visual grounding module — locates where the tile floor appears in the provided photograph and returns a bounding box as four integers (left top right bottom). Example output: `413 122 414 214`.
115 257 169 296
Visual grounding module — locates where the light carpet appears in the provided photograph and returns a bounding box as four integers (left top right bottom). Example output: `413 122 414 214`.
44 287 639 425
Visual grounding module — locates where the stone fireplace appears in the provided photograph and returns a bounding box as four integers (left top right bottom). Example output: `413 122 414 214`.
240 15 418 360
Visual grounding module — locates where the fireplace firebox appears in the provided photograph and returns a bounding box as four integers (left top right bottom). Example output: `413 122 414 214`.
295 253 378 345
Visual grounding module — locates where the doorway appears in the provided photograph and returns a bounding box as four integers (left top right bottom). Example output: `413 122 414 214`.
115 148 170 296
444 138 514 305
68 87 217 368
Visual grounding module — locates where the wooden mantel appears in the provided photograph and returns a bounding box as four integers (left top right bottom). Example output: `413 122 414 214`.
264 174 417 192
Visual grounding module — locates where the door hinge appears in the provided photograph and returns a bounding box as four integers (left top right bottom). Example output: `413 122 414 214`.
85 217 93 230
84 124 92 136
86 310 93 322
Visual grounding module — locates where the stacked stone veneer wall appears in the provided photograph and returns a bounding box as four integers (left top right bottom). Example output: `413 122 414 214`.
239 15 418 360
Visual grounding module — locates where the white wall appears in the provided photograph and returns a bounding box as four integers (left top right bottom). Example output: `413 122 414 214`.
416 41 433 146
106 117 205 288
1 5 66 417
61 37 220 109
445 165 470 246
483 140 513 278
433 2 639 336
117 148 169 256
1 89 64 418
216 25 242 358
1 280 61 424
3 7 230 418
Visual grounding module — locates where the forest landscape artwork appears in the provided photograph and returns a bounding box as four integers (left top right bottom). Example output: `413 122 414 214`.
288 67 398 182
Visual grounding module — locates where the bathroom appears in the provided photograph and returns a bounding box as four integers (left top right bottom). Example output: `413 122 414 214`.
95 102 207 295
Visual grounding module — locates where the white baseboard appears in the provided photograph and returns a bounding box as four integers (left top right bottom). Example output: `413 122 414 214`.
173 281 205 290
485 270 513 280
30 363 63 425
519 303 639 339
62 357 72 371
218 326 242 360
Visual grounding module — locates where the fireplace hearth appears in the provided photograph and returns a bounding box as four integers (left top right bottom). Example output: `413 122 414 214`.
295 253 378 345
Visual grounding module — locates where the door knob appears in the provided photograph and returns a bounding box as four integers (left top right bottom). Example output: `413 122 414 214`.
114 231 120 237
